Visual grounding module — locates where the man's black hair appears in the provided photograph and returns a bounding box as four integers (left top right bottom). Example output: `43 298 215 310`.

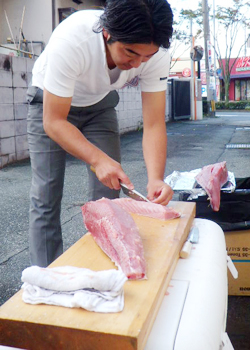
93 0 173 49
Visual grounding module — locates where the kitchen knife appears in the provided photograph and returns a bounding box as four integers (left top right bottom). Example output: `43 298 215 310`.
119 183 150 202
90 166 150 202
180 226 199 259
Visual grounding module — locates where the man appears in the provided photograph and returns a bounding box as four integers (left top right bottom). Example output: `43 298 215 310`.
27 0 174 267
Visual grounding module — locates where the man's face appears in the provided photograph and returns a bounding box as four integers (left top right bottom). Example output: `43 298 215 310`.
103 31 159 70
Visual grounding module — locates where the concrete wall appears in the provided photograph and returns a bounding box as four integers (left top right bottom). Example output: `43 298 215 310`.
116 86 143 134
0 53 153 168
0 53 34 168
0 53 170 168
0 0 52 55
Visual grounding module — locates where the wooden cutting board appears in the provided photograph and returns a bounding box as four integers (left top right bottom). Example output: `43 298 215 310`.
0 201 195 350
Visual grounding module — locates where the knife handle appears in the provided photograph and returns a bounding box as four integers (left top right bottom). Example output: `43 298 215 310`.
180 241 192 259
90 165 96 173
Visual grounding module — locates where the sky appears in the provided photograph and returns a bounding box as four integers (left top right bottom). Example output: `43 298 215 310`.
167 0 250 59
168 0 200 11
168 0 233 11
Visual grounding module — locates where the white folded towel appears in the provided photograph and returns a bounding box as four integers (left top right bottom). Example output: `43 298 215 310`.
21 266 127 313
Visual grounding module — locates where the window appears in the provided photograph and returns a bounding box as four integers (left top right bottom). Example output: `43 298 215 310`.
58 8 77 23
235 80 241 101
247 81 250 100
241 81 247 100
234 79 250 101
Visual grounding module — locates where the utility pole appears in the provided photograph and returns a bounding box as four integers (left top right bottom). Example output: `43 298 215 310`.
213 0 217 101
190 19 197 121
202 0 215 116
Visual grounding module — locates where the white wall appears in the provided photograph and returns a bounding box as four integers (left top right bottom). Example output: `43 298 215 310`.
0 0 104 56
0 0 3 43
1 0 52 42
1 0 52 56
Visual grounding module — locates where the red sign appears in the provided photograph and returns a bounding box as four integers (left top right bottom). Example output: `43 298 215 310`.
236 56 250 71
201 72 207 85
182 67 191 77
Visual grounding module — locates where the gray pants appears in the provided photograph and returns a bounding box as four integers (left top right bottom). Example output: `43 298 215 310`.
27 87 121 267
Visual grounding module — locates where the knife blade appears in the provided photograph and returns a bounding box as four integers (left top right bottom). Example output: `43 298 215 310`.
180 226 199 259
119 183 150 202
90 166 150 202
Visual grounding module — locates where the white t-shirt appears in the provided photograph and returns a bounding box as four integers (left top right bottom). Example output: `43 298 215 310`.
32 10 170 107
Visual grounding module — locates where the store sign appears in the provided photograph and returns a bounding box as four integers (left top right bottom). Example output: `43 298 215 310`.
207 40 213 73
182 67 191 77
201 72 207 85
236 56 250 71
210 76 215 90
202 85 207 97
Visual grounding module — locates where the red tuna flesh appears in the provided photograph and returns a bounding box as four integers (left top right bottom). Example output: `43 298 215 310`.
195 161 228 211
113 198 180 220
82 198 146 280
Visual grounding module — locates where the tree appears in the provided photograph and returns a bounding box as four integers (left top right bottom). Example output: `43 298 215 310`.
169 8 193 70
213 0 250 102
179 0 250 103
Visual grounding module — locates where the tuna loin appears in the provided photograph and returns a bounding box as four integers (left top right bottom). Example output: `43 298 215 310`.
82 198 146 280
113 198 180 220
195 161 228 211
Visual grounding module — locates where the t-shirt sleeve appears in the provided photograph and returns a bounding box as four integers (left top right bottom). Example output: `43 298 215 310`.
139 49 170 92
43 37 84 97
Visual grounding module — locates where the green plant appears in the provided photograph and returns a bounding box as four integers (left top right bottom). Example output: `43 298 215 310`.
215 100 250 110
215 101 226 109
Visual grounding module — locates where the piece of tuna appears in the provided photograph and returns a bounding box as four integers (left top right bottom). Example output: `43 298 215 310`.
113 198 180 220
195 161 228 211
82 198 146 280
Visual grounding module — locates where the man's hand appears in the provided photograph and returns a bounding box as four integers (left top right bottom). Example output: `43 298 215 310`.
91 159 134 191
147 179 173 206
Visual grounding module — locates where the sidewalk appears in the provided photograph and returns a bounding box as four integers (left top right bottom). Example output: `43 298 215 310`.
1 112 250 349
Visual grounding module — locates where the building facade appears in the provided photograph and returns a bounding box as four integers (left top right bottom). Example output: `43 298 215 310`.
219 56 250 101
170 57 220 100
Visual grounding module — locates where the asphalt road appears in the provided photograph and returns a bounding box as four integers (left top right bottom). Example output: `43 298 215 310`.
1 111 250 349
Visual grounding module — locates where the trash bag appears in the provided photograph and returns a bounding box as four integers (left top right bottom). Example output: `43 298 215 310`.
179 177 250 232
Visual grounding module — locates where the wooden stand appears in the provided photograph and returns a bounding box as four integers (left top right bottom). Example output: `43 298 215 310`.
0 202 195 350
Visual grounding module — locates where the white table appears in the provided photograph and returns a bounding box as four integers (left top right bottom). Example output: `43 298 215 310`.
145 218 235 350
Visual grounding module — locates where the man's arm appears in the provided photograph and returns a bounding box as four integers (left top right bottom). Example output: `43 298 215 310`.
141 90 173 205
43 88 132 190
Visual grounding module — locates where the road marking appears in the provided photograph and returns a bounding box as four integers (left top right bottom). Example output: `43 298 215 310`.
226 144 250 149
